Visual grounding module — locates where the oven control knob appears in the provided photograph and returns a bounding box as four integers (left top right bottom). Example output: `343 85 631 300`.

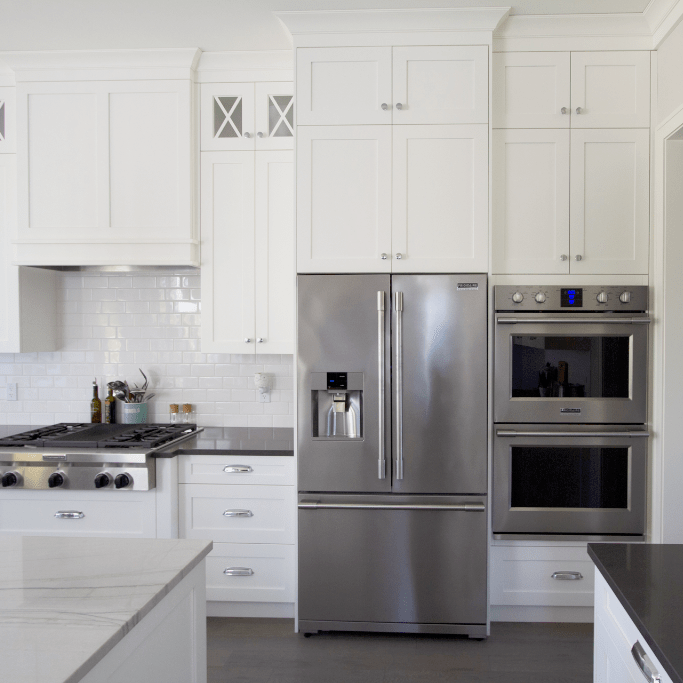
94 473 111 489
620 291 632 303
512 292 524 303
597 291 608 304
1 472 19 487
115 473 132 489
534 292 546 303
48 472 65 488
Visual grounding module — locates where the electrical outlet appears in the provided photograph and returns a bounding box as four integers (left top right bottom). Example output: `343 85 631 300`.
259 391 270 403
6 383 17 401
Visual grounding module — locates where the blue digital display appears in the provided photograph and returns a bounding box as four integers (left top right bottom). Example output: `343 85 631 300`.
561 288 583 307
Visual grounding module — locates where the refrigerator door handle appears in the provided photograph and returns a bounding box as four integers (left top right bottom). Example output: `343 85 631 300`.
378 291 386 479
395 291 404 480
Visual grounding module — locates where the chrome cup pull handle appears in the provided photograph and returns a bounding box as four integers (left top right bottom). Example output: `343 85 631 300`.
223 567 254 576
378 291 386 480
55 510 84 519
631 641 661 682
551 571 583 580
223 465 253 473
395 291 404 481
223 509 254 517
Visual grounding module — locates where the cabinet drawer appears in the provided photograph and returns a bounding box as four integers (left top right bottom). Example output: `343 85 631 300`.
179 483 295 544
179 454 295 486
0 490 157 538
205 542 295 603
491 545 595 607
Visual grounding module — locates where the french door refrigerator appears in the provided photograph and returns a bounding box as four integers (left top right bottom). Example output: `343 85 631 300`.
297 274 488 637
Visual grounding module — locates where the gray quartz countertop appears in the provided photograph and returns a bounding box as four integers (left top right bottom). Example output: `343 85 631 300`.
588 543 683 683
0 535 212 683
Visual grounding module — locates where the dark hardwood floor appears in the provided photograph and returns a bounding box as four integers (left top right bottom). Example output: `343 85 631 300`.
207 618 593 683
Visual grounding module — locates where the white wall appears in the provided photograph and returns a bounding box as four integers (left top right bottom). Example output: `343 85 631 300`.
0 270 294 427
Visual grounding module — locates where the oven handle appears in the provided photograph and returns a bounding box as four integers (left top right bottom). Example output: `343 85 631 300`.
496 430 650 438
497 317 650 325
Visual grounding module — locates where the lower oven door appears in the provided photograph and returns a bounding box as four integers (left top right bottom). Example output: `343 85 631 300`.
493 425 647 537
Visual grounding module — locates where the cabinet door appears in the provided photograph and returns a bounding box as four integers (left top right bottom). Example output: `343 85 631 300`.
570 129 649 274
200 83 255 151
254 151 294 354
571 52 650 128
0 87 16 153
254 82 294 150
200 151 256 354
493 52 570 128
296 47 392 125
492 129 570 274
0 155 19 352
392 46 488 124
392 125 488 272
297 126 392 273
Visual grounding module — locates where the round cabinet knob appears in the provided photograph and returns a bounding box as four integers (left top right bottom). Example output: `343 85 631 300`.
48 472 64 489
575 255 583 261
597 291 609 304
381 103 389 111
243 132 251 139
561 107 568 114
1 472 19 488
512 292 524 304
94 473 111 489
534 292 546 303
256 132 264 138
381 253 388 260
576 107 582 114
395 103 403 110
395 253 403 260
256 338 265 343
620 291 632 303
244 338 252 343
559 254 568 261
115 473 131 489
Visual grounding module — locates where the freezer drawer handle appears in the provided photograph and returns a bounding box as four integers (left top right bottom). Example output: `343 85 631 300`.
298 501 485 512
55 510 85 519
224 567 254 577
224 465 253 473
631 641 661 682
496 430 650 438
223 509 254 517
378 290 386 480
551 571 583 580
497 317 650 325
395 291 404 481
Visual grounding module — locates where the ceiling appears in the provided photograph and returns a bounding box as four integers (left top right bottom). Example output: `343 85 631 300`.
0 0 655 53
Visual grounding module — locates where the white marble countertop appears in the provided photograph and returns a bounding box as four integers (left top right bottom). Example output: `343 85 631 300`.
0 535 213 683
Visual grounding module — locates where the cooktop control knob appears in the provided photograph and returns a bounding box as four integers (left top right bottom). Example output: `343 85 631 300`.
48 472 65 488
534 292 546 303
512 292 524 303
1 472 19 488
115 473 131 489
94 473 111 489
620 291 632 303
596 291 608 304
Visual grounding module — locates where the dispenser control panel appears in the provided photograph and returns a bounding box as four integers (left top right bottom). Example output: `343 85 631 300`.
327 372 347 390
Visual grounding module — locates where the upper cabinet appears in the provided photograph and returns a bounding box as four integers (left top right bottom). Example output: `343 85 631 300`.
297 46 488 126
201 82 294 151
493 51 650 129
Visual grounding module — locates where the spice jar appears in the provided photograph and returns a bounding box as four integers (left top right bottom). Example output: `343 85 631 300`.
182 403 192 423
169 403 179 424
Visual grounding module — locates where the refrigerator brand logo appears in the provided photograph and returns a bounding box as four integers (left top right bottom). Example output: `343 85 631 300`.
560 408 581 414
457 283 479 290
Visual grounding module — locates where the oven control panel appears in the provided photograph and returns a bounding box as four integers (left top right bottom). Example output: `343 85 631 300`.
494 285 648 312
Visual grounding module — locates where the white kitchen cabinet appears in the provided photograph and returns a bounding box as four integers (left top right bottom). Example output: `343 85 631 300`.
492 128 649 275
200 82 294 151
14 79 197 266
297 45 487 126
493 51 650 129
201 150 294 354
0 87 16 153
594 570 674 683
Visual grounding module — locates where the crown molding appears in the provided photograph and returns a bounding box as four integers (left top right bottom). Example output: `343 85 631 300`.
645 0 683 47
196 50 293 83
276 8 511 37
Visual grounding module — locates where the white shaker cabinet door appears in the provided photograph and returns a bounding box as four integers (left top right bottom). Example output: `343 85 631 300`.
254 82 294 150
492 129 570 274
570 129 649 275
296 47 392 126
254 151 294 354
493 52 570 128
201 83 256 151
200 151 256 354
392 125 488 273
571 52 650 129
297 126 392 273
0 87 16 152
392 46 488 125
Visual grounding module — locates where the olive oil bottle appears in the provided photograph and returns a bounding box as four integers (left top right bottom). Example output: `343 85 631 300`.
90 379 102 423
104 386 116 424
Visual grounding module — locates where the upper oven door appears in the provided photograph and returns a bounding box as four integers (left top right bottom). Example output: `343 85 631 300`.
494 313 649 424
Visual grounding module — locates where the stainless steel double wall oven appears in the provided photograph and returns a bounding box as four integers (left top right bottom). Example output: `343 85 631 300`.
493 285 649 539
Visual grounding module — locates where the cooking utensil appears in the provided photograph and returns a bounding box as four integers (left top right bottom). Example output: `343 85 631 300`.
108 380 131 403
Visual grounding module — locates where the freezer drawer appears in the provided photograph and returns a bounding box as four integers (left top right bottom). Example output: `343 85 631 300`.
298 494 487 634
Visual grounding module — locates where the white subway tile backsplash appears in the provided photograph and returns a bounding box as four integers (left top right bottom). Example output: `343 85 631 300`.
0 271 294 427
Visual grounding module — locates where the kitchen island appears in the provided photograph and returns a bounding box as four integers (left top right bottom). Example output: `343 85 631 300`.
0 535 212 683
589 543 683 683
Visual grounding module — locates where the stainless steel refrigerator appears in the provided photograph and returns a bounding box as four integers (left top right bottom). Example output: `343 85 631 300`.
297 274 488 637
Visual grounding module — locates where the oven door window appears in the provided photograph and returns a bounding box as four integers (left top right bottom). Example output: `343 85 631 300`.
511 335 630 399
510 446 628 509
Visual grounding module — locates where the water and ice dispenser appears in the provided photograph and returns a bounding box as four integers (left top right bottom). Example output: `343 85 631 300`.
311 372 363 439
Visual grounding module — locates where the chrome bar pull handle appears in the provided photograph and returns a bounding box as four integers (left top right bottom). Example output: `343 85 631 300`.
395 291 404 481
378 291 386 480
223 465 253 473
223 567 254 576
223 509 254 517
551 571 583 580
632 641 661 682
55 510 84 519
